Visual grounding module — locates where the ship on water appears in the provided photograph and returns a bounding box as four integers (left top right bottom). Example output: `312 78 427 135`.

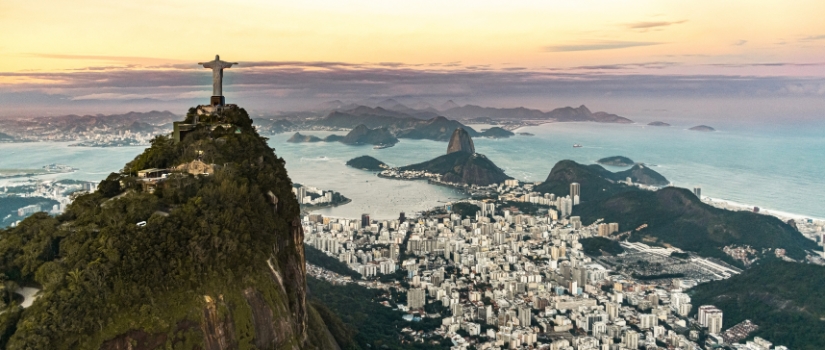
573 144 583 148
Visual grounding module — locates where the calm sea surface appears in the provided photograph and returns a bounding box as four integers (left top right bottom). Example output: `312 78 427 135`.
1 119 823 219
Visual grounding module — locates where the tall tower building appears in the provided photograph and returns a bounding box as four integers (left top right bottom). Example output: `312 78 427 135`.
693 187 701 198
570 182 581 205
361 213 370 228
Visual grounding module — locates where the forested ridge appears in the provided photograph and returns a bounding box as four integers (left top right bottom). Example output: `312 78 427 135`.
0 106 337 349
690 258 825 349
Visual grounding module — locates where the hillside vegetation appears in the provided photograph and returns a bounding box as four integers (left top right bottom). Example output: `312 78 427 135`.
575 187 817 262
0 106 338 349
400 152 510 186
690 259 825 349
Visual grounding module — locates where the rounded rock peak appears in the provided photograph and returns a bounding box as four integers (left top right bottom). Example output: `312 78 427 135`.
447 128 475 155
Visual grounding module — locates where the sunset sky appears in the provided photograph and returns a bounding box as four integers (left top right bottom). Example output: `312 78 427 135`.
1 0 824 115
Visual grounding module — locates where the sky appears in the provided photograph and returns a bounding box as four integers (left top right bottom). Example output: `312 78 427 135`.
1 0 824 117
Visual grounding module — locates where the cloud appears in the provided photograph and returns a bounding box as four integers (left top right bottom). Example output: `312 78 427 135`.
799 35 825 42
2 60 825 116
543 40 663 52
707 62 825 68
625 20 687 31
25 53 187 65
572 62 680 70
733 40 748 46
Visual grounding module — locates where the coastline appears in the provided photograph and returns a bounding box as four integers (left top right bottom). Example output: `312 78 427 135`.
302 198 353 210
703 196 824 222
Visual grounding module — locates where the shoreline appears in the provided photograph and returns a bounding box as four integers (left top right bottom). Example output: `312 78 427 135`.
702 196 824 222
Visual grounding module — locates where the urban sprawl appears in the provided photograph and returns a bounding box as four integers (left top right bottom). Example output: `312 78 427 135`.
303 180 808 350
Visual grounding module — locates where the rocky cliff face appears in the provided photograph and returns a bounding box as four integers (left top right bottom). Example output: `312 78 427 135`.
0 105 339 350
446 128 475 154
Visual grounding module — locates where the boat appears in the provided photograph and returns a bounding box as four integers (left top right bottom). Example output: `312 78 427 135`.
573 144 583 148
373 144 392 149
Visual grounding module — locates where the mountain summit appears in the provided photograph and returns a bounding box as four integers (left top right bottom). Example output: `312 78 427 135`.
446 128 475 154
0 105 340 349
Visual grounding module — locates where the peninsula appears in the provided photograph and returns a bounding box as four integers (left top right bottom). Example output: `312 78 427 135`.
380 128 510 186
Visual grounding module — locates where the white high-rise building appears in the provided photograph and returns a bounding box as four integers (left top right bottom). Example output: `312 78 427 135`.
706 310 723 334
639 313 657 329
408 288 426 309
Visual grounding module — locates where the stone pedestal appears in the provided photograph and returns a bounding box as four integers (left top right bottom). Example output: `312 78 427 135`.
210 96 225 106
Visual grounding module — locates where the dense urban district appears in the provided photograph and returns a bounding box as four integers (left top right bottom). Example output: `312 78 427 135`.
301 175 825 350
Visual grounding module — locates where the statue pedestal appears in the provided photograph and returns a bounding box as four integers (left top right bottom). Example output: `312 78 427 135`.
210 96 225 106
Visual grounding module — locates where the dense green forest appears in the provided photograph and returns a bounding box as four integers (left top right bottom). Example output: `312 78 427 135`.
307 276 452 350
574 187 817 262
451 202 480 218
690 259 825 349
579 237 624 256
0 106 336 349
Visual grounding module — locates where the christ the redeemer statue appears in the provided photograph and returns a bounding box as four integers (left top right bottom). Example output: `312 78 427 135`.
199 55 237 106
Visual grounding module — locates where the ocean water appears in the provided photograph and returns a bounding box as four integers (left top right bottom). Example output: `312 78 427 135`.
1 119 823 220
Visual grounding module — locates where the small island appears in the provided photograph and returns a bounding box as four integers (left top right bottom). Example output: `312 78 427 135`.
480 127 515 139
286 132 323 143
689 125 715 132
346 156 389 171
517 132 534 136
647 121 671 126
597 156 635 167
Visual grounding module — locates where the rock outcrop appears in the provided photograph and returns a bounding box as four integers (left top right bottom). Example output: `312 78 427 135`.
446 128 475 154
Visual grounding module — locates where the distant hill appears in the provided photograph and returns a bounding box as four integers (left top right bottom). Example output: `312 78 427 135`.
314 110 477 142
534 160 669 200
613 164 670 186
647 121 671 126
395 116 479 141
597 156 634 167
266 119 296 134
400 152 510 186
287 132 323 143
574 187 818 262
341 125 398 146
346 156 389 171
690 125 715 132
441 104 633 123
534 160 639 201
439 100 460 111
690 259 825 349
0 132 14 141
480 127 514 138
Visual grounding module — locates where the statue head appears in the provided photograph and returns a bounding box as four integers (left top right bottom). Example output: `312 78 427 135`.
215 54 220 60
